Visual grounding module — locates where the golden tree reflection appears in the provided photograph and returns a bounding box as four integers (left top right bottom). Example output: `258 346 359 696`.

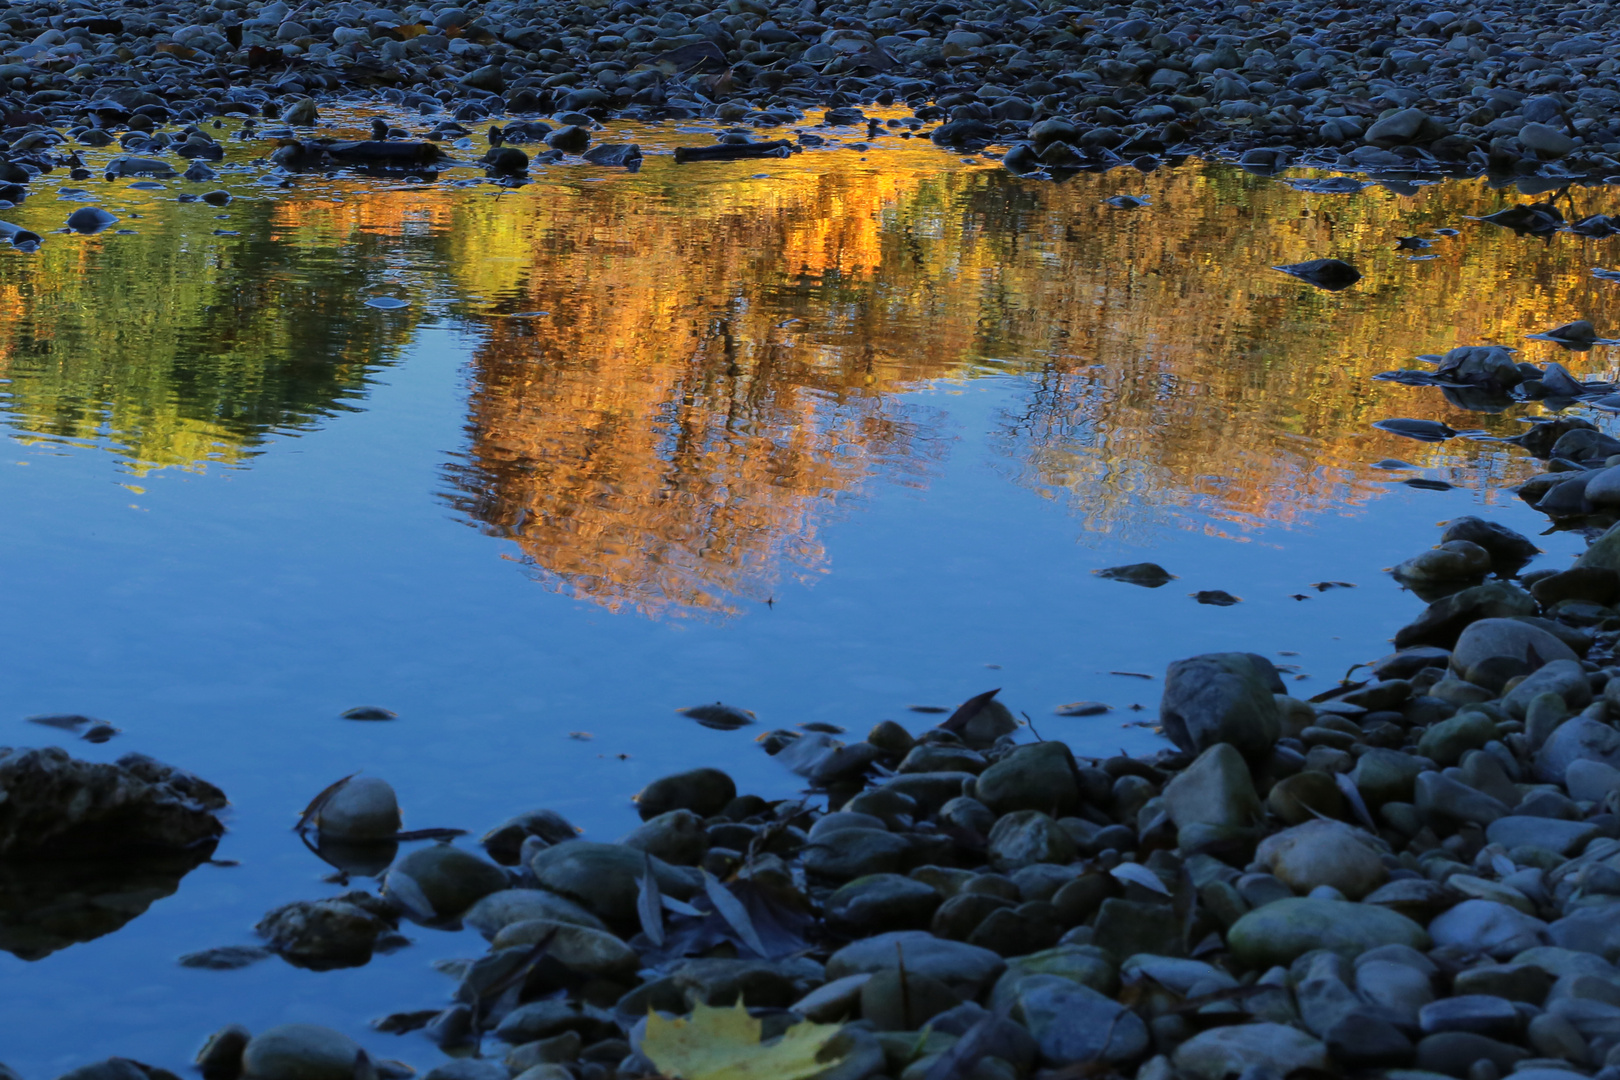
1 123 1616 614
438 148 1620 611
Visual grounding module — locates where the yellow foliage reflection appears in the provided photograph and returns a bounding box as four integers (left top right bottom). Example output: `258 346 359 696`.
0 120 1616 615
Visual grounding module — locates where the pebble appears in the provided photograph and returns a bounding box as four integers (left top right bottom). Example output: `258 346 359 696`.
240 1025 362 1080
1159 653 1282 758
826 931 1005 999
1428 899 1551 959
1174 1024 1329 1080
314 776 400 841
387 844 509 920
1228 898 1430 967
1255 819 1387 899
1016 978 1150 1064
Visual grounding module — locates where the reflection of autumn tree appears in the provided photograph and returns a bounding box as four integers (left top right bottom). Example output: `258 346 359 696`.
5 122 1616 606
442 155 1620 603
443 298 946 618
0 191 425 473
850 165 1620 537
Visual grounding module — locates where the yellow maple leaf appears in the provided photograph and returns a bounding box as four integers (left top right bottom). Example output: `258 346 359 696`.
643 1003 846 1080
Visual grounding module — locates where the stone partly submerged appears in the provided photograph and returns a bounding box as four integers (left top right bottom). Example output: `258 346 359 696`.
0 748 225 857
0 749 226 961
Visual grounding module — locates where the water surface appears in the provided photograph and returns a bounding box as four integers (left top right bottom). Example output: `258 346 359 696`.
0 112 1615 1073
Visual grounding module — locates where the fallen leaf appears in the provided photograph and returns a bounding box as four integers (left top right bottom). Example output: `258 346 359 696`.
642 1001 845 1080
702 869 769 959
1335 772 1377 832
1109 862 1171 896
296 772 358 833
639 854 665 948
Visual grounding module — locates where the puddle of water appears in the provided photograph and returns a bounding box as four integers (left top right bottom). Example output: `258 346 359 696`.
0 113 1616 1073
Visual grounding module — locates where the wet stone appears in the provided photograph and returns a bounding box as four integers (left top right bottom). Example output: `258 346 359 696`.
826 931 1006 999
255 892 395 969
1016 978 1149 1064
1227 898 1430 967
240 1025 363 1080
826 874 941 932
389 845 509 920
1420 995 1524 1039
1174 1024 1328 1080
803 827 912 880
636 768 736 820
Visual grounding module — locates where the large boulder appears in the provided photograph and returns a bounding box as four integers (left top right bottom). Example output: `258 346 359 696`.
1435 346 1524 388
1160 654 1284 758
0 748 226 857
1439 517 1538 572
463 888 606 938
1014 978 1150 1064
987 810 1077 872
1502 660 1593 719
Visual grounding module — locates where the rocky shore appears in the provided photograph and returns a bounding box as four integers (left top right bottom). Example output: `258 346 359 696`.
0 0 1616 190
21 415 1620 1080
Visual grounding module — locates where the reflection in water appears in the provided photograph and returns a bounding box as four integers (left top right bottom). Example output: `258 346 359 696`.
0 192 424 472
0 125 1616 609
439 153 1620 607
0 847 215 961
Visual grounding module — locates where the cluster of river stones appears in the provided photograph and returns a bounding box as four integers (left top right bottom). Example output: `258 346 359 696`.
27 427 1620 1080
0 0 1616 190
